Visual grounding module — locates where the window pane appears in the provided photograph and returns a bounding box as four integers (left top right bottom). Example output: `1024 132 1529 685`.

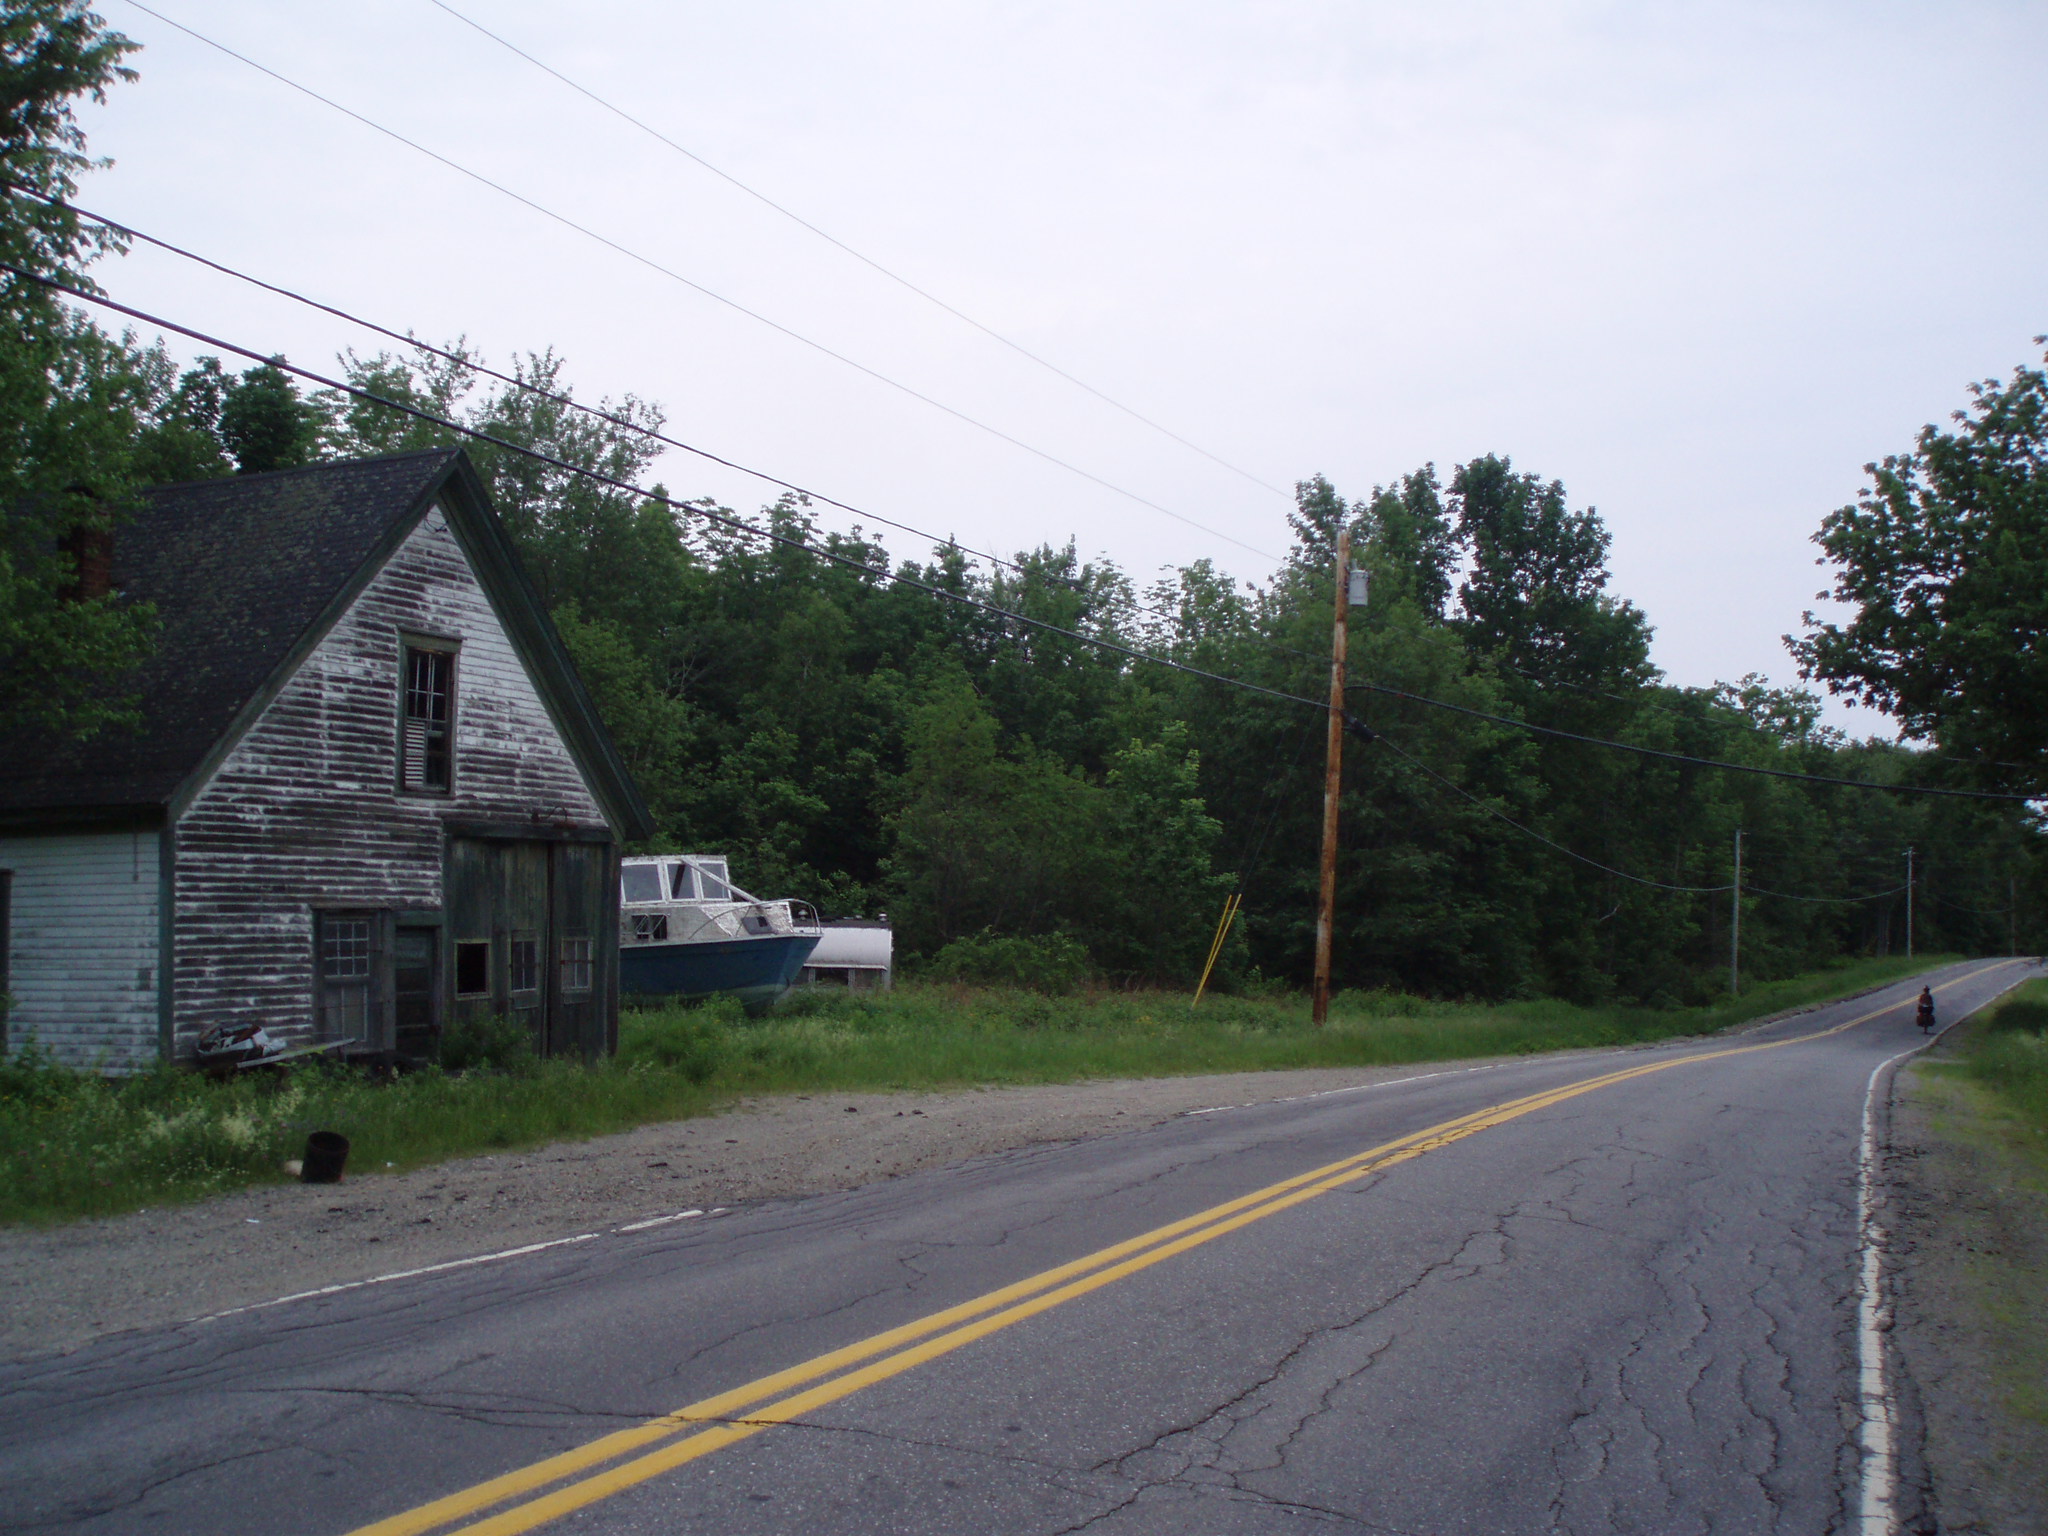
510 936 539 994
622 865 662 903
455 940 490 996
630 914 669 943
406 649 450 722
669 863 696 900
322 918 371 980
560 935 593 992
401 647 453 791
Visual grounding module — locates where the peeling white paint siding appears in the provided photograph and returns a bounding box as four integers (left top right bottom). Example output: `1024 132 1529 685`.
172 502 605 1056
0 829 158 1069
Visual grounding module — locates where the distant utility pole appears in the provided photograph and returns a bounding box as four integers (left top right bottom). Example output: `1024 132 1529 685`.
2011 873 2020 958
1904 846 1915 959
1311 530 1353 1027
1730 828 1742 997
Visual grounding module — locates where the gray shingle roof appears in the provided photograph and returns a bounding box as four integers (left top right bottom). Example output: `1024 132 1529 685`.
0 449 463 817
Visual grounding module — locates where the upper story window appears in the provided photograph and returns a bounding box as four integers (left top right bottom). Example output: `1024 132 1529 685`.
400 642 456 792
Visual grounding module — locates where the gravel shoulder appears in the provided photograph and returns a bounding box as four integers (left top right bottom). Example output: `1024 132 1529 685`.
1887 1048 2048 1534
0 1055 1547 1362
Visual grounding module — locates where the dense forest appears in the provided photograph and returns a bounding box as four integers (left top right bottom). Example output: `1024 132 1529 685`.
5 2 2042 1005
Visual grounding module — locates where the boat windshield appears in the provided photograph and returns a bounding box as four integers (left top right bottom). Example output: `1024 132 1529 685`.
669 863 695 900
696 860 732 900
621 865 663 904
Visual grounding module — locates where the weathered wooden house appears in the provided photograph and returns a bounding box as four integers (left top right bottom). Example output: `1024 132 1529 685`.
0 448 652 1071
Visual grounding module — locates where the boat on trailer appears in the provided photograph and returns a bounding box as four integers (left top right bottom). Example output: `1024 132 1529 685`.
618 854 822 1012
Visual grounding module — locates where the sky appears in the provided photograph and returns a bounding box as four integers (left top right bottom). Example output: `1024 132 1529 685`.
75 1 2048 732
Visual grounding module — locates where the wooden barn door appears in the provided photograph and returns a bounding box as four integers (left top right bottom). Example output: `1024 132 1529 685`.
448 834 615 1058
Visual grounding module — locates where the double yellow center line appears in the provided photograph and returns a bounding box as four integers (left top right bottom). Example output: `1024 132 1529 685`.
345 964 2015 1536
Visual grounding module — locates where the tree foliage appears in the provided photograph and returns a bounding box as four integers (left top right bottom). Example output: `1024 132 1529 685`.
1793 344 2048 793
6 7 2038 995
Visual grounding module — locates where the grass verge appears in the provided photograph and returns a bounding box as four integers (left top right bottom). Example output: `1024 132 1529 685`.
1914 979 2048 1436
1 951 1948 1226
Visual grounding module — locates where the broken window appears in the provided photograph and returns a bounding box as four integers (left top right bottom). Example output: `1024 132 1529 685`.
629 913 669 944
400 645 454 791
560 934 593 992
454 940 490 997
319 913 374 1042
509 934 540 994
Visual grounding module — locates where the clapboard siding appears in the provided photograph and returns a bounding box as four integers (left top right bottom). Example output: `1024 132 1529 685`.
171 502 605 1055
0 830 159 1068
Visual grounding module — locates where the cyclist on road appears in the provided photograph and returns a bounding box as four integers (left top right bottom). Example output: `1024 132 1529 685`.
1915 986 1937 1034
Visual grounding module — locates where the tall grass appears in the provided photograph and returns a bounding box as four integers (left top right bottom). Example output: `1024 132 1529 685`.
0 952 1942 1226
1965 980 2048 1149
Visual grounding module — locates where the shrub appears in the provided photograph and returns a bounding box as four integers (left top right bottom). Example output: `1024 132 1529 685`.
438 1014 536 1074
922 930 1092 993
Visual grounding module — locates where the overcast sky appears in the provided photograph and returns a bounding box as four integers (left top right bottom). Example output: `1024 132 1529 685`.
78 1 2048 731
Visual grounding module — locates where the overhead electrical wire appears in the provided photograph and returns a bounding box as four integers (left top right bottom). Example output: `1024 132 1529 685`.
18 265 1326 719
23 186 1323 672
1371 726 1921 904
115 0 1284 565
423 0 1289 501
1368 729 1733 894
19 263 2036 816
14 269 2028 918
1349 681 2034 803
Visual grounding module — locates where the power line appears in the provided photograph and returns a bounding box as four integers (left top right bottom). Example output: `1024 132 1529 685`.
25 185 1322 672
115 0 1283 566
423 0 1289 501
1349 681 2036 803
20 265 1328 720
1371 727 1922 904
1368 729 1733 894
22 265 2036 814
1503 661 2041 778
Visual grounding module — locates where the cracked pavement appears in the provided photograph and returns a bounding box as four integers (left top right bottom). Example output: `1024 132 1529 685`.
0 961 2030 1536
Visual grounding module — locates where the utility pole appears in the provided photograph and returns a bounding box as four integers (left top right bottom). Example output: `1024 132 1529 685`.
1311 530 1352 1027
2011 873 2019 958
1904 846 1915 959
1730 828 1742 997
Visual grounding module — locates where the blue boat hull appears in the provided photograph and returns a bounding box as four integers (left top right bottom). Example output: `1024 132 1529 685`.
619 933 821 1013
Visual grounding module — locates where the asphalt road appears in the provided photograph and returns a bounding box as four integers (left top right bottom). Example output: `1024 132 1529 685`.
1 959 2032 1536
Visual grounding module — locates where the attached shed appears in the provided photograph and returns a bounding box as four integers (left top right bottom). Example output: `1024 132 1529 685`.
0 448 652 1071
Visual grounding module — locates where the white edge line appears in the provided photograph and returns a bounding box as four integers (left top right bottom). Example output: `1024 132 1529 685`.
616 1209 705 1233
1854 957 2040 1535
1855 1043 1914 1536
197 1232 603 1324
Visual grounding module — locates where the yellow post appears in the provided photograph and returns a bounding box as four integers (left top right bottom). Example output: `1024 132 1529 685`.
1192 892 1242 1007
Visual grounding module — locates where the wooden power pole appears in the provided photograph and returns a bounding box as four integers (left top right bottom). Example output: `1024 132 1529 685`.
1729 827 1742 997
1312 530 1352 1027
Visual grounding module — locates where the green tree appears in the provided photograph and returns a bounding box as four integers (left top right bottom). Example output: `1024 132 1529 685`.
1792 344 2048 792
0 1 158 744
217 359 323 474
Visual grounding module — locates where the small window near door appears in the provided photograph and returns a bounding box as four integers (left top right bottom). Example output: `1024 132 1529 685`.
560 934 593 992
400 644 455 792
454 940 491 997
509 934 540 994
319 913 374 1042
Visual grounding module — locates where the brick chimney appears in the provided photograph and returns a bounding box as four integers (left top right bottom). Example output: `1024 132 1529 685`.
58 524 114 602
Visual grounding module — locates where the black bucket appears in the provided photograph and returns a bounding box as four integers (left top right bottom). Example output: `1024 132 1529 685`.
300 1130 351 1184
